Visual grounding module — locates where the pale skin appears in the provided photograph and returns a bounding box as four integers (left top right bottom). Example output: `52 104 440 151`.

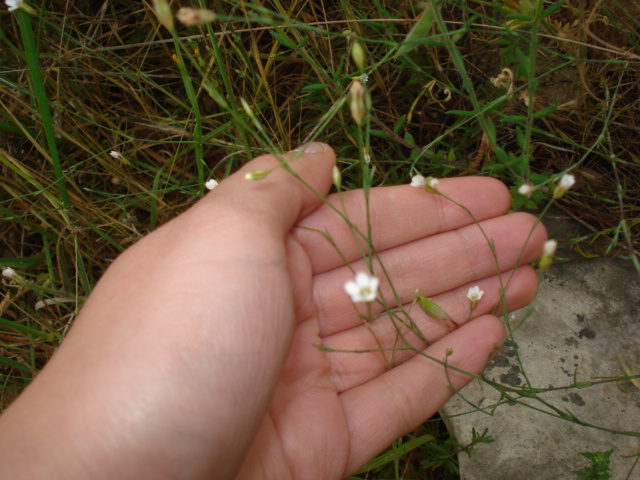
0 143 546 479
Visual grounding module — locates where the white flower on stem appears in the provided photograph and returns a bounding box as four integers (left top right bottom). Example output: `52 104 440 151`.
5 0 22 11
411 175 439 193
518 183 535 197
559 173 575 190
2 267 16 279
205 179 219 190
410 174 426 188
467 286 484 302
543 239 557 258
109 150 122 159
467 285 484 311
553 173 575 199
344 272 379 303
539 239 557 273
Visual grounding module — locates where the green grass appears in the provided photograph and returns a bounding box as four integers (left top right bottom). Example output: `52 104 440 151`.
1 0 640 477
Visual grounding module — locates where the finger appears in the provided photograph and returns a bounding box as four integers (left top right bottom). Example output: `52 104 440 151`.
315 212 546 335
325 266 537 392
295 177 511 274
341 315 506 474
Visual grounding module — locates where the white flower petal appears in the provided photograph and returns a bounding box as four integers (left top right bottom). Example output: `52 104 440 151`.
2 267 16 278
5 0 23 12
543 239 557 258
467 285 484 302
410 174 426 188
344 272 379 303
427 177 439 189
558 173 575 190
518 183 534 197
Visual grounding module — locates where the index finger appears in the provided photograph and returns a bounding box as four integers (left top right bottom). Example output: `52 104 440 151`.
294 177 512 274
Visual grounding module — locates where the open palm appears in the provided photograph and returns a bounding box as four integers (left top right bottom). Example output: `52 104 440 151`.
0 143 545 480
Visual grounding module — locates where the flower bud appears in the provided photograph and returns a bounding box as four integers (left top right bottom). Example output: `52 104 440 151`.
176 7 216 27
332 166 342 189
418 296 449 321
244 170 270 181
518 183 535 197
351 40 366 70
349 80 366 125
240 98 255 119
151 0 174 32
425 177 439 194
417 295 457 328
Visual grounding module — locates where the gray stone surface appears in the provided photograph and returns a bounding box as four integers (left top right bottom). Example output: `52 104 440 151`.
442 241 640 478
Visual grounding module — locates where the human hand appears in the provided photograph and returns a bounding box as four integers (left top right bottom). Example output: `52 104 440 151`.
0 143 546 480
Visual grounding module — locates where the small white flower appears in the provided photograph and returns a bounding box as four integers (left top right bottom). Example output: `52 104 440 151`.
539 239 558 273
518 183 534 197
427 177 439 189
410 174 426 188
205 179 219 190
5 0 23 12
467 286 484 302
2 267 16 279
558 173 575 190
543 239 557 258
344 272 379 303
109 150 121 159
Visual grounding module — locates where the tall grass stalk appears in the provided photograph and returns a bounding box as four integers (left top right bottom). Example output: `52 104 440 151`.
15 9 70 213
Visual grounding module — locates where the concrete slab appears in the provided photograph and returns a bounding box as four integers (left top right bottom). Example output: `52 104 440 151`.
442 214 640 479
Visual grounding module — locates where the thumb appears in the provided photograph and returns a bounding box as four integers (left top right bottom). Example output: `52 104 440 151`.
201 142 336 234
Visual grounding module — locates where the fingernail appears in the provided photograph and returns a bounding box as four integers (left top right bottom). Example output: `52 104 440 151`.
292 142 327 154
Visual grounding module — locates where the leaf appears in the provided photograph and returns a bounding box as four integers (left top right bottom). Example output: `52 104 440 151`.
447 109 476 117
482 163 508 171
541 0 567 19
0 253 45 269
269 30 295 49
395 1 441 58
533 104 559 119
0 317 55 341
500 114 527 123
301 83 329 93
516 126 526 150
